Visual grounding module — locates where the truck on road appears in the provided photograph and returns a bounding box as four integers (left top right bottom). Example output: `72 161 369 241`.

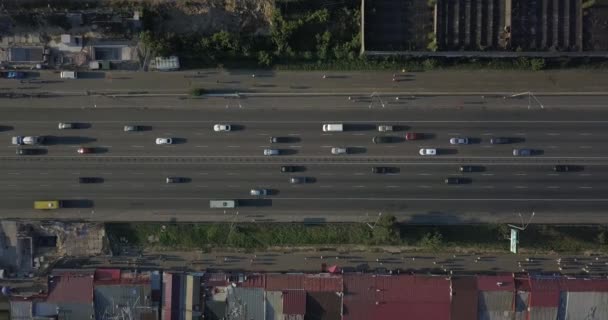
210 200 237 209
11 136 45 145
34 201 61 210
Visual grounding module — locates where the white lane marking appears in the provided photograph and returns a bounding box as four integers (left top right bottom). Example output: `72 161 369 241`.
195 185 208 188
481 145 493 148
257 133 269 136
288 133 300 136
578 186 593 189
353 185 366 188
289 145 301 148
352 133 365 136
132 172 144 175
198 172 208 175
195 132 205 135
547 133 561 136
515 186 528 189
132 145 144 148
354 173 365 176
101 172 112 175
482 133 493 136
7 172 20 175
320 173 335 176
100 145 112 148
258 145 270 148
515 173 527 176
580 146 592 149
39 172 49 175
320 185 333 188
579 133 592 136
321 145 333 148
481 173 494 176
418 173 432 176
7 184 17 187
547 173 559 176
447 133 460 135
482 186 495 189
386 185 400 188
227 145 240 148
547 186 560 189
321 134 332 136
227 185 240 188
195 145 208 148
39 184 50 187
418 185 432 188
515 133 526 136
227 173 237 175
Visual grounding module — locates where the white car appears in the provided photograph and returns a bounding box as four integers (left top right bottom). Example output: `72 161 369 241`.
214 124 231 132
450 137 469 145
377 125 393 132
331 147 348 155
156 138 173 145
250 189 268 196
264 149 279 156
58 122 75 129
419 148 437 156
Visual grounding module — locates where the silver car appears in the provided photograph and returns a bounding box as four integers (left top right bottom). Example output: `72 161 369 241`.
377 125 393 132
331 147 348 155
264 149 279 156
58 122 75 129
450 137 469 145
250 189 268 196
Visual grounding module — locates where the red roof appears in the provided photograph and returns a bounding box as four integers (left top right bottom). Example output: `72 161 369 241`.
477 274 515 291
266 274 304 291
558 278 608 291
47 272 94 304
94 269 120 281
451 277 478 320
343 274 451 320
241 274 266 288
283 290 306 314
304 274 343 292
529 278 560 307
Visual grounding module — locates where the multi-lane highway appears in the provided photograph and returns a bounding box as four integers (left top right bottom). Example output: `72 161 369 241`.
1 95 608 223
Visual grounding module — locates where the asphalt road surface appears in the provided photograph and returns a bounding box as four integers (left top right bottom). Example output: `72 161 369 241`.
1 95 608 223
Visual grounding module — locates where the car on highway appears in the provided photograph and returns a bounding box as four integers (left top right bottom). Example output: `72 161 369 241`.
377 125 393 132
405 132 422 140
264 149 280 156
166 177 187 183
513 148 532 156
445 177 470 184
331 147 348 155
419 148 437 156
450 137 469 145
270 136 289 143
124 125 142 132
79 177 103 183
250 189 269 196
16 148 42 155
553 165 581 172
77 147 94 154
460 165 484 172
490 137 511 144
281 166 300 173
372 136 399 144
58 122 76 129
156 137 173 145
372 166 397 174
214 124 231 132
290 177 310 184
1 71 25 79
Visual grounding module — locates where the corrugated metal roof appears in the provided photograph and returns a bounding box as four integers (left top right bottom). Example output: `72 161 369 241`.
47 273 94 304
528 307 557 320
304 274 342 292
162 272 181 320
559 278 608 291
266 291 283 320
283 290 306 315
306 292 341 320
529 278 560 307
94 284 156 320
266 274 304 291
451 276 478 320
203 273 229 287
242 273 266 288
55 302 95 320
227 287 265 320
478 291 514 320
376 275 451 320
9 301 31 320
33 302 57 317
477 274 515 292
94 269 121 281
561 291 608 320
343 273 375 320
204 300 226 320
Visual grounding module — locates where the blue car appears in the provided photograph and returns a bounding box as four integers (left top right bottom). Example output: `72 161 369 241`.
6 71 25 79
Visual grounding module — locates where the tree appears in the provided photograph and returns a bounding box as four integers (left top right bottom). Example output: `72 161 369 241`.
257 51 273 66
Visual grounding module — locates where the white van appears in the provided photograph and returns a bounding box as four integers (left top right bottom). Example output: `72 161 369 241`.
322 124 343 132
60 71 77 79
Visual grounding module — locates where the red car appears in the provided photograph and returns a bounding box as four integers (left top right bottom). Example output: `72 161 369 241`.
77 147 93 154
405 132 421 140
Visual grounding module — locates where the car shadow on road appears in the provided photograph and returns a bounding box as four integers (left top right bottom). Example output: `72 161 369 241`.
44 136 97 145
467 137 482 144
348 147 367 154
280 149 298 155
91 147 109 154
391 125 410 132
61 199 94 208
437 148 458 155
230 124 246 131
420 133 436 140
0 125 15 131
345 124 376 131
238 199 273 207
171 138 188 144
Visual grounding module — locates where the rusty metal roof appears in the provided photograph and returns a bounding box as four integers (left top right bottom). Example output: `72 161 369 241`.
47 272 94 304
266 274 304 291
283 290 306 315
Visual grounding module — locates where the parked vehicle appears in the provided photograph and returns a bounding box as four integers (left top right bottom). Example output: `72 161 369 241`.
405 132 422 140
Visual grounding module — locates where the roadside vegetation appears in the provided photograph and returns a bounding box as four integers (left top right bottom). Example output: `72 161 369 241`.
107 216 608 254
